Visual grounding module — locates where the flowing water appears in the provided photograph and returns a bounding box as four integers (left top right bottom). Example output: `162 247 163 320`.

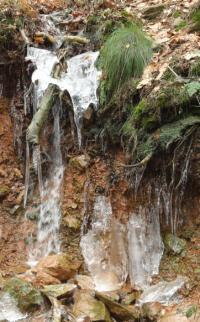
26 47 100 146
24 16 100 265
0 293 27 321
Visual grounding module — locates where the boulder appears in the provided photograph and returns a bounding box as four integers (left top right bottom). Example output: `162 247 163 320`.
73 291 112 322
41 283 76 299
3 277 43 312
164 233 186 255
36 253 81 282
95 292 140 321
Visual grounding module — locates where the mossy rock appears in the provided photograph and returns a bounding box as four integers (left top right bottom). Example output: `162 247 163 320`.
4 277 43 313
164 233 187 255
0 185 10 199
73 291 112 322
96 291 140 321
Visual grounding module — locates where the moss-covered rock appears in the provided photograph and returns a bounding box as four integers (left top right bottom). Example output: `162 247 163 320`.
73 291 112 322
164 233 187 255
95 292 140 321
3 277 43 313
0 185 10 199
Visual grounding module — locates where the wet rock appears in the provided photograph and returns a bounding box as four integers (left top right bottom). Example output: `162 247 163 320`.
0 185 9 199
83 105 94 126
121 291 140 305
41 283 76 299
3 277 43 312
164 233 187 255
73 291 112 322
75 275 95 290
36 253 81 282
69 154 90 171
95 292 140 321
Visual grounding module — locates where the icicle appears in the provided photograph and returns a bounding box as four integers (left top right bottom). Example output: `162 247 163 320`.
24 140 30 208
80 196 128 292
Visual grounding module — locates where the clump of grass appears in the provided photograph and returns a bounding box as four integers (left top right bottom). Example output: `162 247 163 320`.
100 23 152 98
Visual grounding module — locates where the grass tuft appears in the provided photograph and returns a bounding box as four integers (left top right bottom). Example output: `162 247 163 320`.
100 23 152 98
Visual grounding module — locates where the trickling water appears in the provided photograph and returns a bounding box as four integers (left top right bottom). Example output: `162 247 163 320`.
81 195 128 291
28 105 63 266
0 292 27 321
26 47 100 146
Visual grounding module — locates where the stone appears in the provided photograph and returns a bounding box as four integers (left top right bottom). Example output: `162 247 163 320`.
95 292 140 321
164 233 187 255
142 302 163 320
36 253 81 282
73 291 112 322
142 4 165 20
69 154 90 170
75 275 95 290
3 277 43 313
41 283 76 299
121 291 140 305
0 185 9 199
159 314 189 322
83 105 94 126
34 271 61 286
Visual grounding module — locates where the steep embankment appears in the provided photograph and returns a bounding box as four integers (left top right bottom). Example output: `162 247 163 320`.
0 0 200 321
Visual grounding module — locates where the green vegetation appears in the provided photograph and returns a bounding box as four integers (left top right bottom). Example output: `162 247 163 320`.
191 9 200 31
100 23 152 99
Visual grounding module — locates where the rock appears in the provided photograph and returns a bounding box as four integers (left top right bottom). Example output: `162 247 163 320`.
159 314 189 322
164 233 187 255
36 253 81 282
75 275 95 290
121 291 140 305
41 283 76 299
142 4 165 20
73 291 112 322
34 271 61 286
0 185 9 199
3 277 43 312
83 105 94 126
142 302 163 320
69 154 90 171
95 292 140 321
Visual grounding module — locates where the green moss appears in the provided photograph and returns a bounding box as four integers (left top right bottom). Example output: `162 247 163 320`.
159 115 200 149
173 11 181 18
4 277 43 313
175 20 187 31
189 58 200 77
191 9 200 30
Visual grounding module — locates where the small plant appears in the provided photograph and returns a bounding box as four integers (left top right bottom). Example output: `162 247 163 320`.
100 23 152 99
